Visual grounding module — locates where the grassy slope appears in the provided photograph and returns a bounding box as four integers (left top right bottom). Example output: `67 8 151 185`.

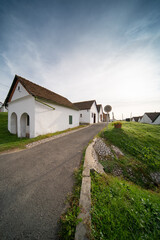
0 112 85 152
91 173 160 240
99 121 160 190
91 122 160 239
102 121 160 169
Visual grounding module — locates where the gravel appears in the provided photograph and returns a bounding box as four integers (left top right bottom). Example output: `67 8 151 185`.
93 137 124 160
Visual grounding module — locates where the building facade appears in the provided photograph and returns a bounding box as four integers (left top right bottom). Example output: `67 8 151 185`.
5 75 79 138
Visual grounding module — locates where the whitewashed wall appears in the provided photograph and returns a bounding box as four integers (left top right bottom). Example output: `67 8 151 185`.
140 114 152 124
8 95 35 138
34 100 79 137
90 102 98 123
79 102 99 124
98 106 103 122
8 81 79 138
79 109 90 123
12 82 29 101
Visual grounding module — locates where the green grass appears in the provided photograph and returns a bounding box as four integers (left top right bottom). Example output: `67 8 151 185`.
91 172 160 240
98 121 160 190
0 112 86 153
58 150 85 239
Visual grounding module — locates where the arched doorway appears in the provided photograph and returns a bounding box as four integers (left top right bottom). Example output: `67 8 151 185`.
20 113 30 138
94 113 96 123
10 112 17 134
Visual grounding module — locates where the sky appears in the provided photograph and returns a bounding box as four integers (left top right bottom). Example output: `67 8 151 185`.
0 0 160 119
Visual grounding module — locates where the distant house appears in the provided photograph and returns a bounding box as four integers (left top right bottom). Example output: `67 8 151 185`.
126 118 131 122
74 100 98 124
96 104 103 122
4 75 79 138
138 116 143 122
132 116 142 122
140 112 160 125
153 114 160 125
103 113 110 122
0 102 7 112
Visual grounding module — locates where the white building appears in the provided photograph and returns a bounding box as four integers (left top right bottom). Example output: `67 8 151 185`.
140 112 160 125
153 114 160 124
74 100 99 124
96 104 103 122
132 116 142 122
4 75 79 138
0 102 7 112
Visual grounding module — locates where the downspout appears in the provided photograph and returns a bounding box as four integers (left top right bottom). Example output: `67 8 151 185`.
35 97 55 110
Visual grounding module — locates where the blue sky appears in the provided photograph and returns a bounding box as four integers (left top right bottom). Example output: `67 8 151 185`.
0 0 160 119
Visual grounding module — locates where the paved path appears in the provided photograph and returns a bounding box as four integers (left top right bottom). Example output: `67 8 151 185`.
0 123 105 240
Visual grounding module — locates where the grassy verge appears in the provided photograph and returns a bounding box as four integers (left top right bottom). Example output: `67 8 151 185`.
98 121 160 190
58 150 85 239
0 112 86 153
91 172 160 240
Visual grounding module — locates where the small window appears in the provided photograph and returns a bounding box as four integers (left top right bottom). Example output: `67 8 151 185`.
92 113 93 118
69 115 72 124
80 114 82 117
18 86 21 91
27 115 30 126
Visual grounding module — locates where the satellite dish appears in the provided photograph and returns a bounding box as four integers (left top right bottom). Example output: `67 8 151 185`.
104 105 112 113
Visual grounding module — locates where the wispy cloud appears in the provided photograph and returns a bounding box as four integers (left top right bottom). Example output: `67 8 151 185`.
0 0 160 118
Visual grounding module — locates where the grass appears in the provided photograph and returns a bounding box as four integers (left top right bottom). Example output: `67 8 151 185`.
98 121 160 190
0 112 86 153
91 172 160 240
58 150 85 239
91 122 160 239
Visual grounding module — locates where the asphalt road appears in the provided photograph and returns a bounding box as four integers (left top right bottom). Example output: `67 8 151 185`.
0 123 105 240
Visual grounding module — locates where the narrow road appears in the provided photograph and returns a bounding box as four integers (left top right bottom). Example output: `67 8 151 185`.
0 123 105 240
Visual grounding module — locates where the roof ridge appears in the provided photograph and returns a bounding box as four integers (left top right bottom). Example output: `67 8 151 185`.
16 75 69 101
5 75 78 110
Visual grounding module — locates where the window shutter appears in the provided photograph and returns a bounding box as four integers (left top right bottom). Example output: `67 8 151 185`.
69 115 72 124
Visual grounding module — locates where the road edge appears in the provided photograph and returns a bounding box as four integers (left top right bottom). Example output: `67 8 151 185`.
75 138 104 240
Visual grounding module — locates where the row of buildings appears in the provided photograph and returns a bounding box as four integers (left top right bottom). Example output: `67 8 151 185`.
3 75 107 138
131 112 160 125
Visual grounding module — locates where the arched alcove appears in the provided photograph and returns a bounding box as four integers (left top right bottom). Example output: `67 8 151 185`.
20 113 30 138
10 112 17 134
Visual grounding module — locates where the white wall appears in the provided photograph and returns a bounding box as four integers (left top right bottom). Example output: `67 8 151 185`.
153 115 160 125
79 102 99 124
140 114 152 124
79 109 90 123
98 106 103 122
90 102 98 123
34 100 79 137
11 82 29 101
8 95 35 138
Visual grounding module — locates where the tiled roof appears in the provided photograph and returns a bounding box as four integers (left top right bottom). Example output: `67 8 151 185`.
145 112 160 123
74 100 95 110
5 75 78 110
96 104 102 113
132 116 141 122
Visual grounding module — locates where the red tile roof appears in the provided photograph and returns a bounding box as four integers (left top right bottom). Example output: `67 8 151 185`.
74 100 96 110
5 75 78 110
